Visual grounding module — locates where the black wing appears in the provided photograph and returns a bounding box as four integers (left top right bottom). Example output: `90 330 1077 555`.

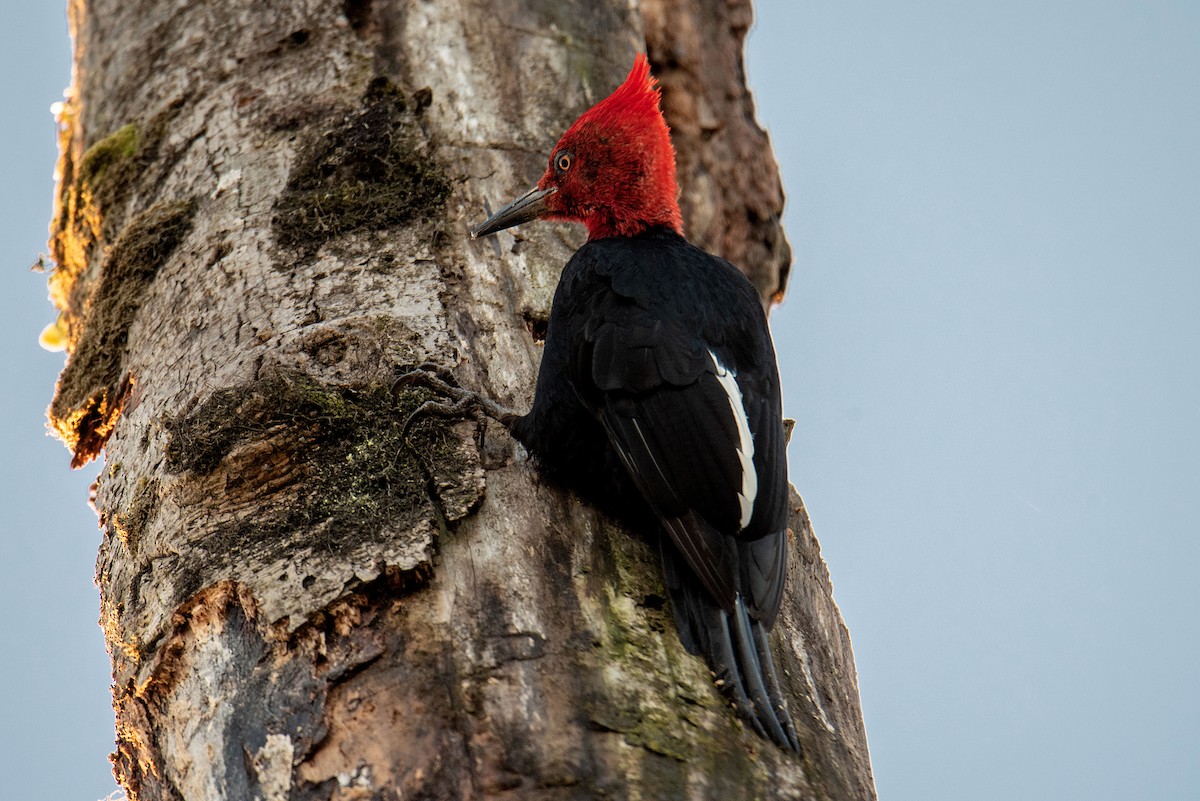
567 247 790 626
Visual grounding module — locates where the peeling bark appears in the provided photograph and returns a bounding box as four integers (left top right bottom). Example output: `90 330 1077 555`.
48 0 873 798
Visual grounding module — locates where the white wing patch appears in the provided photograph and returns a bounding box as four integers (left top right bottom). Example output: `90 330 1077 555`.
710 351 757 529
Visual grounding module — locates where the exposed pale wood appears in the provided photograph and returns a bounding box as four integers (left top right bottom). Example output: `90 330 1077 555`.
47 0 874 798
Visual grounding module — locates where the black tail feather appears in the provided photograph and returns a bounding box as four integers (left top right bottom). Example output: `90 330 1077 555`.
662 542 800 753
730 596 794 750
713 611 768 739
754 619 802 752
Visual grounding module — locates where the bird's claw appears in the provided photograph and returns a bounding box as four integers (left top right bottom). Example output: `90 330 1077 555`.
392 362 461 398
392 364 518 440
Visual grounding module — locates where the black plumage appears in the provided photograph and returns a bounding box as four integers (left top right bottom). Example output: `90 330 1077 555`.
509 226 799 751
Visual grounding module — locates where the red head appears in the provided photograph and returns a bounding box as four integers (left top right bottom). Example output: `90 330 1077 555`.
472 54 683 241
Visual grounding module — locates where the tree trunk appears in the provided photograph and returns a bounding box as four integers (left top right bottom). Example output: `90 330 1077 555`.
47 1 874 798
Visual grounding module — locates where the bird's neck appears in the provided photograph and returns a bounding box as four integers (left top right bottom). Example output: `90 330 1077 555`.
582 199 683 241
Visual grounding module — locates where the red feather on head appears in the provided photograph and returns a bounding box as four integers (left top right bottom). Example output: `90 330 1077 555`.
537 54 684 240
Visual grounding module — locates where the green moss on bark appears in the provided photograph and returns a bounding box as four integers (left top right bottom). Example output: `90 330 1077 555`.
50 109 177 308
273 78 450 253
77 123 139 187
165 372 473 553
49 198 197 467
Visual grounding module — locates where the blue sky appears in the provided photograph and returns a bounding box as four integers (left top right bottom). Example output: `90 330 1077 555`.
1 3 1197 800
750 3 1199 799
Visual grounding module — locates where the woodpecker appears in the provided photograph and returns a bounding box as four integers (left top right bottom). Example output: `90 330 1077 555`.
421 54 799 751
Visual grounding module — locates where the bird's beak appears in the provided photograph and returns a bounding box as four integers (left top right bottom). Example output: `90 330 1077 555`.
470 186 557 239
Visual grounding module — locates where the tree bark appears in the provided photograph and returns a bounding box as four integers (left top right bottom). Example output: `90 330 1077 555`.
47 1 873 799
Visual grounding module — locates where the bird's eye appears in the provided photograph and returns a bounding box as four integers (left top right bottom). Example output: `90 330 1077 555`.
555 151 572 173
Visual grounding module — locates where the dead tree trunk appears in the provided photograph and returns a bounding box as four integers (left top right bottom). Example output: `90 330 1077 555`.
46 0 873 798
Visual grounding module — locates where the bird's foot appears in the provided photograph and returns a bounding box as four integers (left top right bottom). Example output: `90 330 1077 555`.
392 363 519 439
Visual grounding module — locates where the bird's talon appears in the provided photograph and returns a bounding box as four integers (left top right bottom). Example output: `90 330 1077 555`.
395 368 519 440
412 361 460 384
391 364 462 404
